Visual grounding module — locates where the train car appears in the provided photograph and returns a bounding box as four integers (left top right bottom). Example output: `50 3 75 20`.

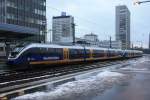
0 43 6 59
7 43 143 68
123 50 143 58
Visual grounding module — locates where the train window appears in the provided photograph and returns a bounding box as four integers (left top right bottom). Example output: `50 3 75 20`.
55 48 63 54
26 48 63 59
85 49 90 58
47 48 54 54
24 48 41 56
46 48 63 59
13 47 23 53
69 49 86 59
41 48 47 53
70 49 78 55
112 51 115 56
10 47 24 58
10 52 18 58
86 49 90 54
93 50 104 58
0 47 4 51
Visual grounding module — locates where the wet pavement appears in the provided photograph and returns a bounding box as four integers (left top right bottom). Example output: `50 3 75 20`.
12 55 150 100
93 55 150 100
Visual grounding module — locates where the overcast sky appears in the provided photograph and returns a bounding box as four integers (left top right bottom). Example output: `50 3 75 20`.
47 0 150 48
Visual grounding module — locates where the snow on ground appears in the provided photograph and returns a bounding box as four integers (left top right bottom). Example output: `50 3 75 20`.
12 71 127 100
121 66 148 71
120 57 150 71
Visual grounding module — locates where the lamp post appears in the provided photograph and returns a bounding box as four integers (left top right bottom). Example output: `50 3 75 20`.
48 29 53 43
134 0 150 5
42 20 47 43
149 33 150 49
72 23 76 45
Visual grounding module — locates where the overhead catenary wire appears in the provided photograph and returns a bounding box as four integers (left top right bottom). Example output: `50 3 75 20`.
47 22 110 41
46 5 110 38
46 5 103 27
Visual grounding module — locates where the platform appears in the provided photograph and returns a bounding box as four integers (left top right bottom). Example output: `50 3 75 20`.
1 56 150 100
94 55 150 100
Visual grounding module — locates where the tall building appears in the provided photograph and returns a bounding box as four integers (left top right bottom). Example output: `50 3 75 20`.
116 5 130 49
0 0 46 42
52 12 75 44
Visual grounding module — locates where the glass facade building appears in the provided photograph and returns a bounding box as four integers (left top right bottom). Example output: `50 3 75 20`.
116 5 130 49
0 0 46 42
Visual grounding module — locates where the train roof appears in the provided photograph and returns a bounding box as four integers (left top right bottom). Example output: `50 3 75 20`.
28 43 122 51
19 43 143 53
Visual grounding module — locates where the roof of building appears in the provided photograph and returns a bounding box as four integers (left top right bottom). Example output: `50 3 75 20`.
85 33 98 36
53 15 72 19
0 23 39 41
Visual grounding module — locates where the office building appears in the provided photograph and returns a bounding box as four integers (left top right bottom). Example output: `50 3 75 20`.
52 12 75 44
84 33 99 42
84 33 99 45
116 5 130 49
99 40 122 49
0 0 46 42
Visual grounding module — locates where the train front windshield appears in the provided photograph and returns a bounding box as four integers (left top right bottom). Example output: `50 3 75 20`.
9 47 24 58
9 43 30 58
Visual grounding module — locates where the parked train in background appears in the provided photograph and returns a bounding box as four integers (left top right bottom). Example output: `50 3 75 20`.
7 43 143 68
0 43 6 59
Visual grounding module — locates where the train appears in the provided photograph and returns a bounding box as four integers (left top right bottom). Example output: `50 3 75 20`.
7 43 143 68
0 43 6 59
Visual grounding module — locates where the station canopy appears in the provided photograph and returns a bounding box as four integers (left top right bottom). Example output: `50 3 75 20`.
0 23 39 42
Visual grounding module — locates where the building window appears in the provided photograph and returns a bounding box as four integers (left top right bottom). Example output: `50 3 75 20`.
39 0 46 6
7 14 15 20
7 1 16 8
34 9 45 16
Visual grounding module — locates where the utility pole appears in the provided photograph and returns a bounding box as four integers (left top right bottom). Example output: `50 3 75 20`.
109 36 112 48
141 41 143 49
149 33 150 49
132 43 134 49
72 23 76 45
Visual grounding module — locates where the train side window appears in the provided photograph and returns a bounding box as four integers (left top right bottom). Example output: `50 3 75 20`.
93 50 104 57
40 48 47 55
55 48 63 55
26 48 40 56
46 48 63 56
70 49 77 55
0 47 4 51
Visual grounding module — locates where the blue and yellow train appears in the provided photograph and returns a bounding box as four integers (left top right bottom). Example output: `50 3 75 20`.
7 43 143 68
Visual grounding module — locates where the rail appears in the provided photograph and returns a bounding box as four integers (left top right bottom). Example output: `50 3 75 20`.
0 58 137 94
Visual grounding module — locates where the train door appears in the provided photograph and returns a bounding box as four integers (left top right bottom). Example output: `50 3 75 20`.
63 48 69 60
90 49 93 59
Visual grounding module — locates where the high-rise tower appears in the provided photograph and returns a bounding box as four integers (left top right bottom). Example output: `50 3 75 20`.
116 5 130 49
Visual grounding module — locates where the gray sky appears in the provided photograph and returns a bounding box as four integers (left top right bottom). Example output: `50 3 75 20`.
47 0 150 48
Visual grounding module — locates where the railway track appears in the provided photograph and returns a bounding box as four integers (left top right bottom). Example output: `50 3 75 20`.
0 58 138 93
0 60 126 82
